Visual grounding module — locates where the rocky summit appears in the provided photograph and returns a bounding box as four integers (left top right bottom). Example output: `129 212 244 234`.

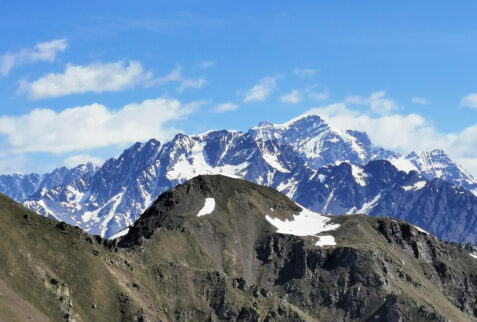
1 175 476 321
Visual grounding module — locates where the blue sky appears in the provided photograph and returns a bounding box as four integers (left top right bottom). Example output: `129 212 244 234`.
1 1 477 175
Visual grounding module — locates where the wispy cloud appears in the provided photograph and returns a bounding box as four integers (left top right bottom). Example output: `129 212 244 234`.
243 76 279 102
153 65 182 83
293 68 318 77
178 77 207 92
461 93 477 109
346 90 399 115
198 61 215 69
19 60 151 99
308 90 329 101
214 102 238 112
0 97 199 153
151 65 207 92
0 39 67 76
281 90 302 104
411 97 429 105
280 85 329 104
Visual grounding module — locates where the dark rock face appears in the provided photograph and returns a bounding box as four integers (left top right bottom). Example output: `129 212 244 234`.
376 219 477 318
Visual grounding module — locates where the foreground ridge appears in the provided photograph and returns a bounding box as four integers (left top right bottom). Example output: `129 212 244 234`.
3 175 476 321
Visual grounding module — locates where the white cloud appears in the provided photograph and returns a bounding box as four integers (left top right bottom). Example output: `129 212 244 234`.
153 65 182 83
214 102 238 112
281 90 302 104
0 39 67 76
64 154 104 168
308 90 329 101
151 65 207 92
346 91 399 115
307 102 477 176
178 77 207 92
244 76 278 102
411 97 429 105
281 85 329 103
198 61 215 69
461 93 477 109
19 60 151 99
293 68 318 76
0 97 198 153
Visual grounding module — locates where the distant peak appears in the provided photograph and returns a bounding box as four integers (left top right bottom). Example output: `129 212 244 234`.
285 113 324 125
145 138 160 146
173 133 189 140
169 133 194 145
427 148 447 156
258 121 274 127
408 149 448 159
73 162 97 170
405 151 419 159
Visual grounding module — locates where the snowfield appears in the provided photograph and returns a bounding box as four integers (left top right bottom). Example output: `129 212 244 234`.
265 207 340 247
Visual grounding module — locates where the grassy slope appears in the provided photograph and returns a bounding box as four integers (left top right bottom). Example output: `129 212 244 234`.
0 193 137 321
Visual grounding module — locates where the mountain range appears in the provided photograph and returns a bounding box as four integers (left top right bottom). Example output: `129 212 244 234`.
0 114 476 242
1 175 476 321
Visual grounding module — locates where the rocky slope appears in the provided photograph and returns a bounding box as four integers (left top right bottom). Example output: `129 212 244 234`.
0 175 476 321
1 114 476 241
292 160 477 243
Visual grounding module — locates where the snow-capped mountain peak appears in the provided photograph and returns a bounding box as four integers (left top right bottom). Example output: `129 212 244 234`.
249 113 397 168
1 112 476 242
389 148 477 194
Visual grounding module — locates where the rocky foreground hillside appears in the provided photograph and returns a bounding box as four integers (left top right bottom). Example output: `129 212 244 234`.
0 175 476 321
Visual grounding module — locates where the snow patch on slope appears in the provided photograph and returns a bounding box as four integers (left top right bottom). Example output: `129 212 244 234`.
262 153 290 173
100 191 125 237
413 225 429 235
315 235 336 247
265 207 340 247
197 198 216 217
402 181 426 191
109 227 129 240
350 164 367 186
357 194 381 213
166 142 209 181
165 140 250 181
